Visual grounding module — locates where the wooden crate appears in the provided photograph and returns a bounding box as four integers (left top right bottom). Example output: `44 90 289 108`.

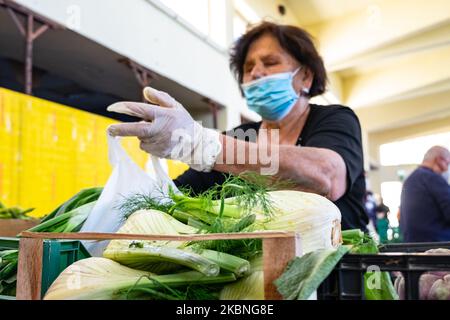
0 237 90 300
0 219 39 237
16 231 302 300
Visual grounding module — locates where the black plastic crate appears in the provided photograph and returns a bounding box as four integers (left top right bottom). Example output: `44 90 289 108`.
318 242 450 300
379 242 450 253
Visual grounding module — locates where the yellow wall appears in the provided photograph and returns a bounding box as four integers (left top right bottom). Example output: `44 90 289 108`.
0 87 152 217
0 89 20 209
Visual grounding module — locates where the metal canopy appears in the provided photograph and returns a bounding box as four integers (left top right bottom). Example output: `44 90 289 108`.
0 2 222 122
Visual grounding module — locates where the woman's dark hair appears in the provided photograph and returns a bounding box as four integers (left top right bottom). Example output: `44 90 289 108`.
230 22 327 97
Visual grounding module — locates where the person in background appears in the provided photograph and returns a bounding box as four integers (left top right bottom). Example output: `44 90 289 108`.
375 196 390 222
364 190 378 229
374 197 390 243
376 209 390 244
400 146 450 242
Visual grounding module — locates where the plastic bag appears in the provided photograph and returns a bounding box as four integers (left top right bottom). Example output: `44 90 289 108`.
80 134 178 256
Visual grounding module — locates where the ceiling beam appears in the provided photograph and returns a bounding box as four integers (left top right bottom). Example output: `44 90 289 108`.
356 89 450 133
330 21 450 73
343 45 450 108
368 115 450 157
310 0 450 68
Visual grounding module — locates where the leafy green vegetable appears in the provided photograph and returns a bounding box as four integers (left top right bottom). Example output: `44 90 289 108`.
0 206 35 220
275 229 399 301
0 250 18 296
39 187 102 223
342 229 398 300
274 246 350 300
167 173 277 219
124 282 222 300
60 172 341 301
364 271 399 300
44 257 236 300
219 256 265 300
27 201 97 233
189 214 262 261
0 190 100 296
118 174 282 261
118 193 173 220
342 229 364 244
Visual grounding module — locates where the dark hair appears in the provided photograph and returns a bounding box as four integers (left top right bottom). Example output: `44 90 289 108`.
229 22 327 97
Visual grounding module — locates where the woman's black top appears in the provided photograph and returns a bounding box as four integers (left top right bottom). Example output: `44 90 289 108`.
174 104 368 231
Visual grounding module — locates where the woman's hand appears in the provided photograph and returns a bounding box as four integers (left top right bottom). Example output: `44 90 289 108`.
107 87 222 172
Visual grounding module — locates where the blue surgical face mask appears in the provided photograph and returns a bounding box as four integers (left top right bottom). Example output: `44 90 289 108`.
241 68 303 121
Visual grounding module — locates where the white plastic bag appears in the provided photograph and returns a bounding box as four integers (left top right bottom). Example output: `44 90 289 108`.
80 134 177 256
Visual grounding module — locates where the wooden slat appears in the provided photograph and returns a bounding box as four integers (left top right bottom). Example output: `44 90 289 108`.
16 238 43 300
19 231 295 241
0 219 39 237
263 233 302 300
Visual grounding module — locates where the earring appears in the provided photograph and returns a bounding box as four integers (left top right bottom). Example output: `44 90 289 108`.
301 88 310 95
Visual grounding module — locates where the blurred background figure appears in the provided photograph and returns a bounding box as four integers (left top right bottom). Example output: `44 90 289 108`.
364 190 380 242
364 190 378 228
400 146 450 242
375 196 391 243
376 209 390 244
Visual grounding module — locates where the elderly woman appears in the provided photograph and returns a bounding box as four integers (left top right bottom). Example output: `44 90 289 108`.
108 22 368 231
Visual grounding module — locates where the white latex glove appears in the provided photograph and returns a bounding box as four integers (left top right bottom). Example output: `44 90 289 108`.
107 87 222 172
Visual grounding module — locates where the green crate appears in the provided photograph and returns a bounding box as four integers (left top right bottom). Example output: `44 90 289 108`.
0 237 90 299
